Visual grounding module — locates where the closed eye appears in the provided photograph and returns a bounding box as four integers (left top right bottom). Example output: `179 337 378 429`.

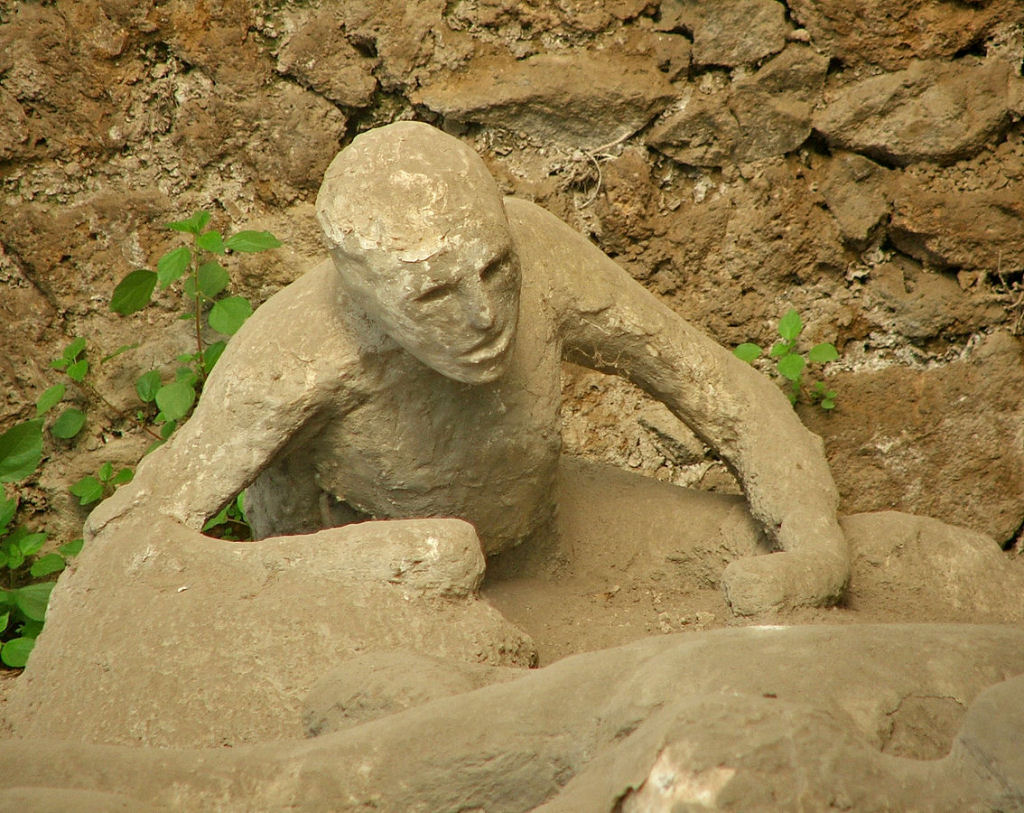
414 283 453 303
480 253 508 281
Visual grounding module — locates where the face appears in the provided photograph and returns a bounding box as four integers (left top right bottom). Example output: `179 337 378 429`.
339 223 522 385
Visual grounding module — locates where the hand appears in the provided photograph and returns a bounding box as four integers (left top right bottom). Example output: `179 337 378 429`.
721 547 849 616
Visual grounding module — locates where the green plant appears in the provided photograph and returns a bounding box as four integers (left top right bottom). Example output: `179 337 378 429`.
734 309 839 410
111 210 281 440
0 493 82 668
202 492 250 541
69 462 134 507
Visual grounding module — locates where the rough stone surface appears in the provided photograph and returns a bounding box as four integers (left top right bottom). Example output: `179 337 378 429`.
5 516 535 748
800 331 1024 544
275 9 379 108
670 0 790 67
2 626 1023 811
413 52 677 148
789 0 1024 70
813 58 1019 166
649 44 829 166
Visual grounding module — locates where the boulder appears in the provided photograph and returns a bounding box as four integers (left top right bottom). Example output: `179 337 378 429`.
813 58 1018 166
818 151 892 247
412 52 677 149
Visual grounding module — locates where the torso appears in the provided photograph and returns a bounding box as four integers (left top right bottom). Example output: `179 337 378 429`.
246 228 565 555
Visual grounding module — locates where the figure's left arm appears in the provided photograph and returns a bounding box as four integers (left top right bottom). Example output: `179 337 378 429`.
507 199 848 615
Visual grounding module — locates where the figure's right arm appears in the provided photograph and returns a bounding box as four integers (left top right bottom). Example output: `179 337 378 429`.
86 261 361 538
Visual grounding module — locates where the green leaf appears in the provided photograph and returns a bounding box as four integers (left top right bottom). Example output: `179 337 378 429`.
70 475 104 505
0 495 16 530
63 337 86 362
777 353 806 382
66 359 89 382
156 246 192 289
135 370 163 403
30 553 66 578
14 582 53 622
778 309 803 342
0 611 8 633
204 340 227 371
17 531 46 557
0 419 44 482
208 296 252 335
36 384 66 417
5 543 23 570
111 467 133 486
50 358 68 371
821 397 836 410
1 636 35 668
51 408 86 439
18 619 43 638
769 341 792 358
155 381 196 422
158 420 177 440
59 538 84 557
174 366 199 389
808 342 839 364
224 230 281 253
0 550 7 569
98 461 113 481
196 261 230 298
732 343 762 363
196 230 225 254
166 211 211 235
110 269 158 314
202 504 230 532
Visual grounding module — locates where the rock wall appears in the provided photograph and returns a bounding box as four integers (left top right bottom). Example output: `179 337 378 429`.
1 0 1023 548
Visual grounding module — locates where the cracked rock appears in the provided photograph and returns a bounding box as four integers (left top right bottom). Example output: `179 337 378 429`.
812 58 1019 166
412 51 677 149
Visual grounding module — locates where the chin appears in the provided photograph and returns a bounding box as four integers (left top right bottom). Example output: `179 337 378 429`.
431 354 510 385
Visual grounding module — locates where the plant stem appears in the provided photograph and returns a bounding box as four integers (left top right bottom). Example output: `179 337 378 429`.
193 257 207 383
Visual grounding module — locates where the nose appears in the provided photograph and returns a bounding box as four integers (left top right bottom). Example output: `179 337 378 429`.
461 281 495 330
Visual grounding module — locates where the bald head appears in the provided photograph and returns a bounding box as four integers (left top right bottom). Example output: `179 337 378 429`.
316 121 508 266
314 122 522 385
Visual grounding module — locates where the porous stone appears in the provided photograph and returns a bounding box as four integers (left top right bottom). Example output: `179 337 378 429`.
800 331 1024 544
276 10 378 108
788 0 1023 70
649 44 829 166
671 0 790 67
818 151 892 247
412 52 677 149
860 260 1007 339
890 177 1024 271
813 58 1018 166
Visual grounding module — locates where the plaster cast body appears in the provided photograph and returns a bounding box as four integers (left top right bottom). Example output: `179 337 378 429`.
88 121 849 614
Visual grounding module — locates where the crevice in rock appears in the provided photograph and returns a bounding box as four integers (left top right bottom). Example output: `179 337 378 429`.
1002 516 1024 552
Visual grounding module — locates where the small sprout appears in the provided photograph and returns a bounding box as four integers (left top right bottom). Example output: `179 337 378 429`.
734 308 840 412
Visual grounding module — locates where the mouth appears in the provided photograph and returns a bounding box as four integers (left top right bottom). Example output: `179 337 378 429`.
462 326 512 364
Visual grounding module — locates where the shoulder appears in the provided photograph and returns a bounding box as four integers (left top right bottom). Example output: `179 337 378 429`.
216 258 364 386
503 196 622 318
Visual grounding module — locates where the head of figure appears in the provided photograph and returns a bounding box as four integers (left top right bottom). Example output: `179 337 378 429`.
316 122 520 385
